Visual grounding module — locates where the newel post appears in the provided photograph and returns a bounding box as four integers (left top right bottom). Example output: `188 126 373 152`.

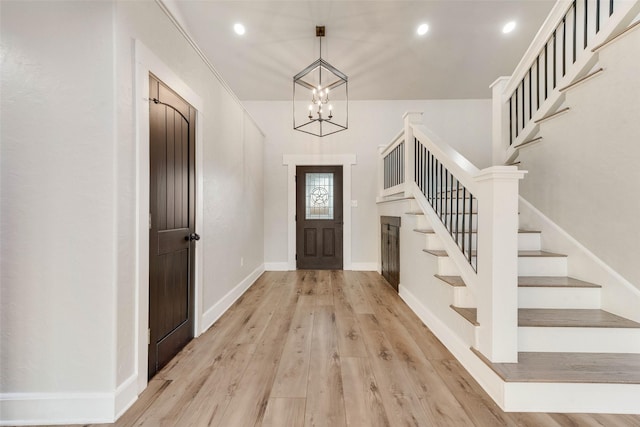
490 77 511 165
403 112 423 193
474 166 526 363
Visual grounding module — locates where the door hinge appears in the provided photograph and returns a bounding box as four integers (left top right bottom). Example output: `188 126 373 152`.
295 175 297 182
149 213 152 230
295 254 297 260
147 328 151 345
295 214 297 221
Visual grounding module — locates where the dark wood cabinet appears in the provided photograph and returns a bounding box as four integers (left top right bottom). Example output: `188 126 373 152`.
381 216 400 292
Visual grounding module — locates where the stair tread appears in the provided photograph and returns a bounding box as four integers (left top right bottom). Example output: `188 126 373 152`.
422 250 565 258
519 309 640 328
435 275 466 287
450 306 479 326
413 228 435 234
422 249 448 257
436 275 599 289
450 307 639 329
473 350 640 384
518 276 601 288
518 250 567 257
405 211 424 215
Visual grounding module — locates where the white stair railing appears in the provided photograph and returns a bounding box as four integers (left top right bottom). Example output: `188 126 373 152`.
492 0 640 164
379 113 526 362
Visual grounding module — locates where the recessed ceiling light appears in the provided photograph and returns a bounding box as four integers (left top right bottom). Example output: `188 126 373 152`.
502 21 516 34
234 23 246 36
417 23 429 36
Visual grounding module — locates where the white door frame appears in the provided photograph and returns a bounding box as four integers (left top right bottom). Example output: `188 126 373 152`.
283 154 357 270
134 40 205 393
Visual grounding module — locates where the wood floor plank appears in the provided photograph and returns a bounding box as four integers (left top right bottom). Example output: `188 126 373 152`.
357 313 431 426
591 413 640 427
75 271 639 427
299 269 318 297
507 412 564 427
270 297 315 398
314 269 334 306
261 398 306 427
140 280 286 425
361 271 453 360
432 358 518 427
549 412 621 427
333 271 369 358
362 280 475 426
215 287 297 427
304 305 347 427
341 357 391 427
342 271 374 314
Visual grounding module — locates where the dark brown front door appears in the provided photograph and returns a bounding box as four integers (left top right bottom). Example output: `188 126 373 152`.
148 74 196 379
296 166 343 269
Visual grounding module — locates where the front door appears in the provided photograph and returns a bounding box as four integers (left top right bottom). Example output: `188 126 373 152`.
148 74 197 379
296 166 343 269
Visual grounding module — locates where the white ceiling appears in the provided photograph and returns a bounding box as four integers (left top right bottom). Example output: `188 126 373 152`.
170 0 556 100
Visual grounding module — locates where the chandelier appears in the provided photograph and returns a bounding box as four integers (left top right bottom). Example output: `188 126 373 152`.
293 26 348 137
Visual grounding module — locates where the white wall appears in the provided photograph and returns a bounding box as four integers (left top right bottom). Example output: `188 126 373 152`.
1 0 265 424
517 27 640 293
1 0 117 398
244 100 492 268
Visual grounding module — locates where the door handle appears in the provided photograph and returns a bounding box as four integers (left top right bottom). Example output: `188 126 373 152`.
335 221 344 225
185 233 201 242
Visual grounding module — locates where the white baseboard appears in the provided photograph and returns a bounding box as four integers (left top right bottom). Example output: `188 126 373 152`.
200 264 265 334
350 262 378 271
0 392 115 426
0 372 140 426
114 374 138 420
264 262 290 271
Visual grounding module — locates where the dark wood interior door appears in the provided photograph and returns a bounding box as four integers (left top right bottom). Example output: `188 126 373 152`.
148 74 197 379
296 166 343 270
381 216 400 291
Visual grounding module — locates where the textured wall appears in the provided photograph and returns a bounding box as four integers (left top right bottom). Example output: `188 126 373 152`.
517 27 640 291
1 0 116 394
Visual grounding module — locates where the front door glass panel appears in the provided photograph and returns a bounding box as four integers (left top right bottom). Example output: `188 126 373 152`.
305 172 334 219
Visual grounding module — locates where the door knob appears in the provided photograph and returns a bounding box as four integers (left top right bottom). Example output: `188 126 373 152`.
186 233 200 242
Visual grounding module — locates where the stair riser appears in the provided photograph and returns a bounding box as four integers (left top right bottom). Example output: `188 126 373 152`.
453 287 476 308
518 257 567 276
503 383 640 413
425 233 541 251
518 327 640 353
413 199 478 214
435 257 461 276
517 233 541 251
427 249 564 276
518 287 601 309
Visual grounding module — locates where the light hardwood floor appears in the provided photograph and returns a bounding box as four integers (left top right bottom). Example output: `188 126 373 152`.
80 271 640 426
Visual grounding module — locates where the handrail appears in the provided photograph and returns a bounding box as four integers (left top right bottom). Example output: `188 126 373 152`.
380 129 404 157
379 112 525 362
412 125 479 193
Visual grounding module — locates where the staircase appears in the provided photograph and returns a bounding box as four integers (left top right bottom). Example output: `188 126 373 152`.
377 1 640 412
392 196 640 413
